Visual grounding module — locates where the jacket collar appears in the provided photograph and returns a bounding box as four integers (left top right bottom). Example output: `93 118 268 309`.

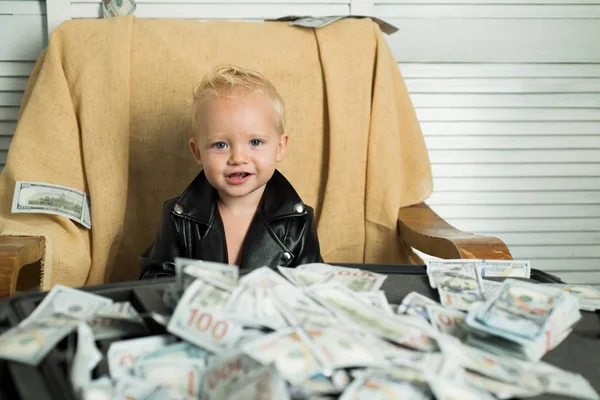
173 169 305 224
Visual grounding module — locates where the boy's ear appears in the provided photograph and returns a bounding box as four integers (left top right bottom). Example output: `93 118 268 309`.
276 134 289 162
189 137 203 165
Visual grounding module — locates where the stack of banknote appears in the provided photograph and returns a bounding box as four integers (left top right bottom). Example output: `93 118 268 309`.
425 259 532 312
0 258 597 400
464 278 582 362
540 284 600 312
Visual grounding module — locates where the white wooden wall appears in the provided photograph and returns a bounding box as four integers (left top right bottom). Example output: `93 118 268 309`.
375 1 600 288
1 0 599 287
0 1 46 175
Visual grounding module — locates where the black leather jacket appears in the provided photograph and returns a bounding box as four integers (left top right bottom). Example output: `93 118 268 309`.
140 170 322 279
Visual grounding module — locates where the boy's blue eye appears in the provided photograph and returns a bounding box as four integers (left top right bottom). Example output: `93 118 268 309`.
250 139 262 147
213 142 227 149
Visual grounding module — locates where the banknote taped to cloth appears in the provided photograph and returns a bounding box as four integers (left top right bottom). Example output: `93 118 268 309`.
12 181 91 229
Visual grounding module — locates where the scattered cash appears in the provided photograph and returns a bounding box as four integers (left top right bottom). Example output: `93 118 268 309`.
354 290 394 315
482 279 502 299
289 16 345 29
201 351 265 399
477 260 531 279
305 283 438 351
279 263 387 292
12 181 91 228
0 285 110 365
437 336 544 391
168 279 243 353
302 263 388 291
227 365 290 400
427 261 486 311
427 304 467 342
267 284 344 327
429 376 497 400
278 265 333 287
397 291 437 321
136 341 208 363
340 367 431 400
241 265 295 288
107 335 177 379
70 322 103 394
0 316 80 366
0 261 597 400
242 328 322 384
225 267 290 329
290 370 349 398
166 257 238 310
102 0 136 18
176 257 239 292
88 301 150 340
81 376 114 400
304 326 388 370
27 284 112 322
459 369 542 399
533 361 600 400
113 375 190 399
134 357 205 397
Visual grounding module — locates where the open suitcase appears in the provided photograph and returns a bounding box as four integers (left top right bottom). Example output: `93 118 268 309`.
0 264 597 400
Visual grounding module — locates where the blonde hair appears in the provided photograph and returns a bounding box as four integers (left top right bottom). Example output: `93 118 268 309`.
192 64 285 134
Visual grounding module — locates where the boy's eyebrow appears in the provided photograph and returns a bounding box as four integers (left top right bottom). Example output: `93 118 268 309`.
203 134 225 141
206 132 271 139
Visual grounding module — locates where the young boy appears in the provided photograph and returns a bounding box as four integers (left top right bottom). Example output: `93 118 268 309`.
140 65 322 279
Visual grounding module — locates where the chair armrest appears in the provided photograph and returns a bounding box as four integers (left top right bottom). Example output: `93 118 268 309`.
398 203 512 260
0 236 45 297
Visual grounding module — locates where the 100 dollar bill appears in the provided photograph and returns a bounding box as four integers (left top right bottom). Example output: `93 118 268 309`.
102 0 136 18
12 181 91 229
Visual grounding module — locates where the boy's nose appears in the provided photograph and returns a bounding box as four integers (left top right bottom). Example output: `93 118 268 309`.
229 148 249 164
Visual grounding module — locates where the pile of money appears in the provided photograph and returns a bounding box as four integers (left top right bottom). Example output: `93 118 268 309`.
0 259 597 400
464 279 582 362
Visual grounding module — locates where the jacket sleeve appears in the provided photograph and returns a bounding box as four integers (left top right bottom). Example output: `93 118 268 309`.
139 202 185 280
292 207 324 266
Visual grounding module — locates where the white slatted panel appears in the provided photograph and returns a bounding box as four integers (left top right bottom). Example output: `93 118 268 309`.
376 2 600 286
376 3 600 63
0 2 45 172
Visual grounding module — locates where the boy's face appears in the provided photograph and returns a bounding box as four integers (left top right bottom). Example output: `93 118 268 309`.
189 93 288 203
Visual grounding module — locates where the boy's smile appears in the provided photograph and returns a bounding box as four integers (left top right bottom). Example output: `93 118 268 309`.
189 92 288 209
224 172 252 185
